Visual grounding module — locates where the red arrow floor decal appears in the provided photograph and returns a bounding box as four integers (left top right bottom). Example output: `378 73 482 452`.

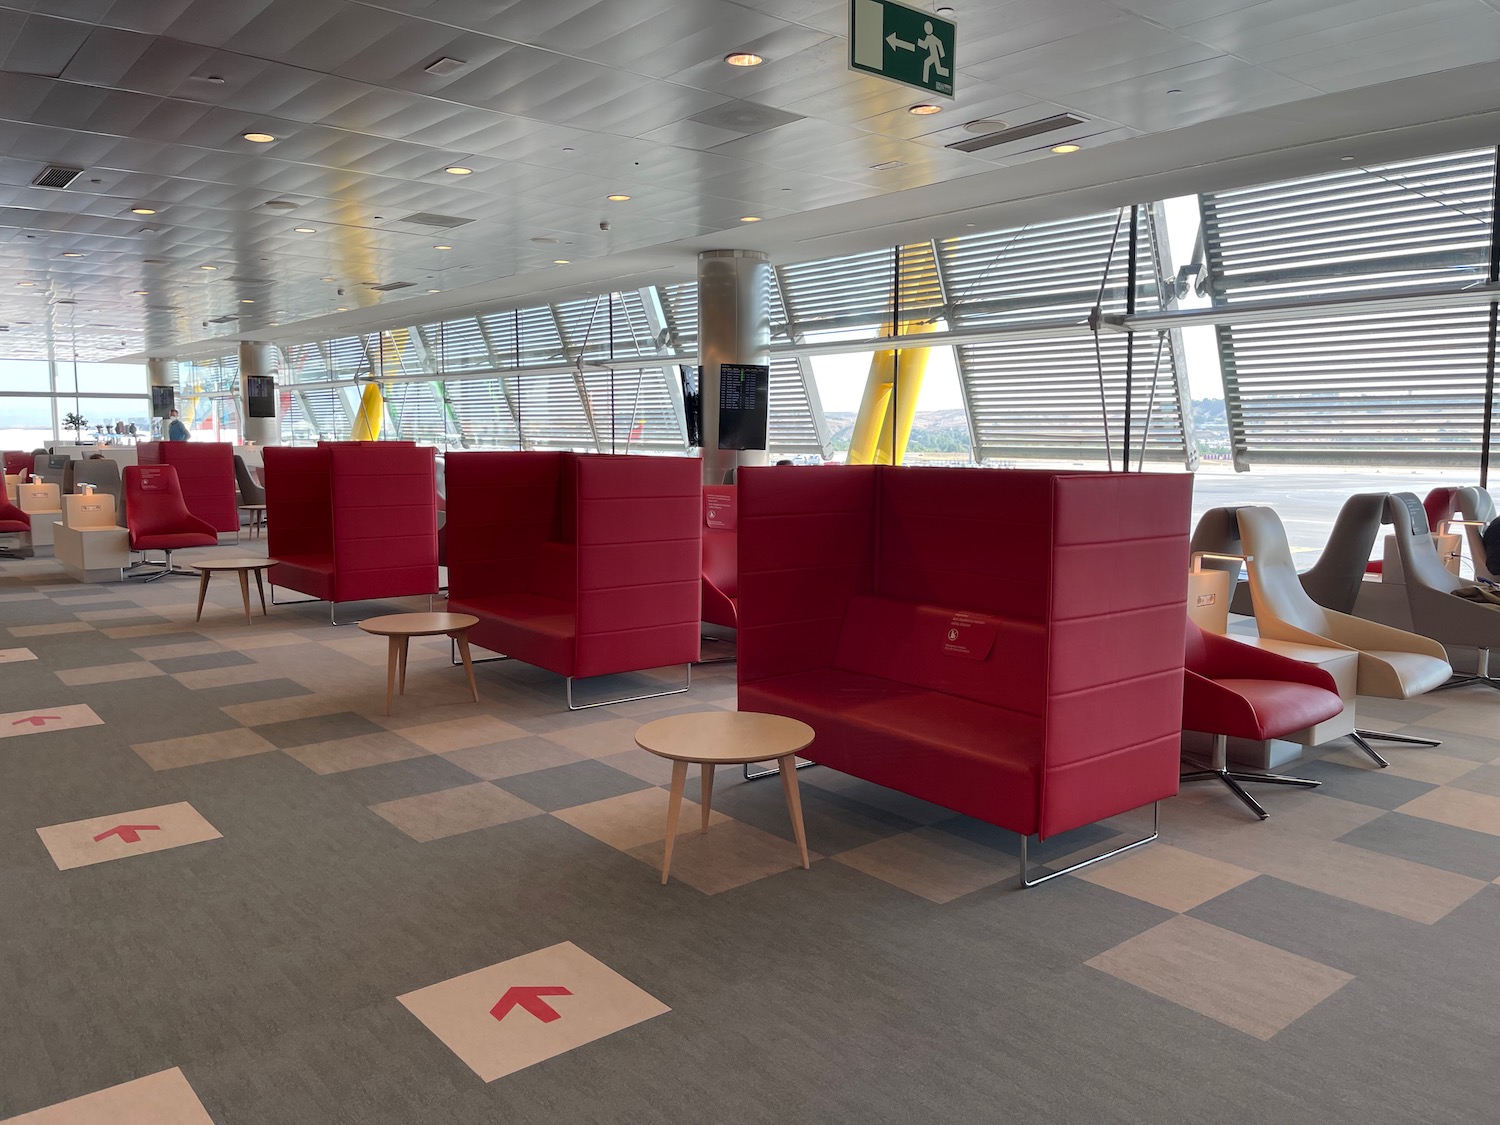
490 986 572 1024
92 824 162 845
11 716 60 727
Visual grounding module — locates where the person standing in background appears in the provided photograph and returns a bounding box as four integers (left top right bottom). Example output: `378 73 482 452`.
166 409 189 442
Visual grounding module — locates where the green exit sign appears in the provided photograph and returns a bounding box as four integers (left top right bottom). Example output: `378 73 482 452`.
849 0 957 98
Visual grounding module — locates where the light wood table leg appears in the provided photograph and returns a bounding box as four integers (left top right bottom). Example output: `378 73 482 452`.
661 759 689 885
194 572 210 622
253 570 267 616
237 569 251 624
779 755 811 870
383 638 398 716
700 763 714 833
397 636 409 695
454 631 479 702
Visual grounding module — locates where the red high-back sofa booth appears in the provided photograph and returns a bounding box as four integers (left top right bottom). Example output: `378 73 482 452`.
736 465 1193 884
136 441 238 533
446 452 701 708
263 442 439 618
701 485 737 628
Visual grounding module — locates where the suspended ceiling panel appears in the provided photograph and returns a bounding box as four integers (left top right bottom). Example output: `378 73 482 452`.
0 0 1499 360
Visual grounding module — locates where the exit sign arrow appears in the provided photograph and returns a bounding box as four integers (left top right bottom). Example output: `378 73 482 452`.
490 985 572 1024
850 0 956 99
92 824 162 844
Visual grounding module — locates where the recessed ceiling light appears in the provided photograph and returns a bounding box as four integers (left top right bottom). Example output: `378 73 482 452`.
724 52 764 67
16 281 35 287
909 103 942 115
293 226 317 233
133 289 149 295
444 166 473 175
264 199 298 209
433 244 453 250
552 259 571 265
199 264 218 270
144 258 165 265
241 298 255 304
336 306 348 312
427 288 441 293
1340 155 1356 162
606 194 631 201
739 215 762 222
198 74 226 84
320 276 335 282
1051 143 1081 154
61 252 83 257
243 132 276 143
131 207 157 215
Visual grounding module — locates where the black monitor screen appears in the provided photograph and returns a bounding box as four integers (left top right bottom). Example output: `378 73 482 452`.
46 454 70 471
680 366 702 447
246 375 277 419
716 363 769 451
150 386 175 418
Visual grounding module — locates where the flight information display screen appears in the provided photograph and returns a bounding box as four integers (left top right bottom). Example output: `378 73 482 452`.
716 363 770 450
150 385 175 418
246 375 277 418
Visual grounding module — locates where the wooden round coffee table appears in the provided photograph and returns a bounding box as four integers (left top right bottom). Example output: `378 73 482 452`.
357 612 480 716
634 711 815 885
192 558 274 625
240 504 267 538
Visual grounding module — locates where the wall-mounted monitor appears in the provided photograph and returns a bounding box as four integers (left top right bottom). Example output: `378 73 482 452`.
150 386 175 418
680 366 702 447
716 362 770 451
246 375 277 419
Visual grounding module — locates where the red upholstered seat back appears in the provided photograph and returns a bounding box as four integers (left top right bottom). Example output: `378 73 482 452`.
264 447 333 560
123 465 216 545
0 496 29 531
3 451 31 477
328 443 439 601
530 542 577 603
446 452 563 602
1423 487 1459 532
136 441 239 532
834 597 1046 714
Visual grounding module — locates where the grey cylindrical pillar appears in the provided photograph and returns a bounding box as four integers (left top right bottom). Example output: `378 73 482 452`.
697 249 771 485
146 358 175 440
238 342 281 446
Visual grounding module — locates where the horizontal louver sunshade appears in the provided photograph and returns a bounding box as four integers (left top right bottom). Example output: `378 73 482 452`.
478 307 563 368
442 379 520 447
385 381 454 445
767 357 829 457
581 367 684 451
511 371 595 450
420 318 492 371
1203 148 1497 466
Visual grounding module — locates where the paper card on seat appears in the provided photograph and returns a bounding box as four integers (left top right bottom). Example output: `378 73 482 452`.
942 612 998 660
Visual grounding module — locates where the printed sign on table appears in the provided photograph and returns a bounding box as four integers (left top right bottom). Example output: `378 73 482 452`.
398 941 669 1081
941 612 999 661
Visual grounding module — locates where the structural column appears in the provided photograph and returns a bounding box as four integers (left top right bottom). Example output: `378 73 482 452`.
238 342 281 446
697 249 771 485
146 357 175 440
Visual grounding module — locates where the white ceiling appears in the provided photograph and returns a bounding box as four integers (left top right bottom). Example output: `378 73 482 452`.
1 0 1498 363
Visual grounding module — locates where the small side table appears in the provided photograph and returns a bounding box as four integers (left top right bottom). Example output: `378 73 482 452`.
240 504 267 538
634 711 815 885
357 612 480 716
193 558 274 625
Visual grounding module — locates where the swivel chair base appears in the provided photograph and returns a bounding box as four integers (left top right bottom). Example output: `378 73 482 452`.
1432 648 1500 692
1348 728 1441 769
1181 734 1320 820
126 549 199 583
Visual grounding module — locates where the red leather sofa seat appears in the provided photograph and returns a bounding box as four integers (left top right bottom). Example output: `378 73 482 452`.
737 465 1193 841
123 465 218 551
446 452 701 684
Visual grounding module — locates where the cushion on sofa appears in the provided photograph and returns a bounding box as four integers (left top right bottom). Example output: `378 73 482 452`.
833 596 1046 714
269 554 335 600
451 592 575 675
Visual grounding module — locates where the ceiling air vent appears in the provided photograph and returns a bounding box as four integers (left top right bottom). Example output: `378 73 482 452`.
396 212 473 229
369 280 415 292
31 165 84 189
946 113 1087 153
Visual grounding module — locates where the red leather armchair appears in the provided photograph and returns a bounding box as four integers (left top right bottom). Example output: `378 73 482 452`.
0 495 30 558
123 465 217 581
1181 622 1343 819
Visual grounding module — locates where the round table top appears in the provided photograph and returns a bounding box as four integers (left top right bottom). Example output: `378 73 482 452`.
634 711 815 765
192 558 275 572
357 611 479 637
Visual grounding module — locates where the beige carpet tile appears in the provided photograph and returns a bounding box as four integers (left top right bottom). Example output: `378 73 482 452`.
74 608 162 622
1075 843 1258 912
10 621 95 636
1403 707 1500 738
36 802 222 872
594 747 679 787
172 663 289 690
1396 787 1500 837
1316 744 1483 785
398 715 530 753
0 1067 216 1125
370 783 543 842
542 717 652 759
833 827 1013 904
1086 915 1353 1041
215 631 313 651
100 622 193 639
626 816 816 895
221 694 354 726
132 727 279 771
131 640 223 660
55 661 165 687
282 731 430 775
440 738 583 781
553 788 729 852
0 704 104 740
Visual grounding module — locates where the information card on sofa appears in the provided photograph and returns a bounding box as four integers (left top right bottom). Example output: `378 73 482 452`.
942 612 998 660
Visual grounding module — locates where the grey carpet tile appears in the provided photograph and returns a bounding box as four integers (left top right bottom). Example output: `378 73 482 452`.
695 771 923 856
149 650 260 674
929 810 1122 863
185 678 317 710
495 760 653 813
252 711 389 749
1449 762 1500 797
1336 811 1500 881
313 754 481 807
1291 759 1439 810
